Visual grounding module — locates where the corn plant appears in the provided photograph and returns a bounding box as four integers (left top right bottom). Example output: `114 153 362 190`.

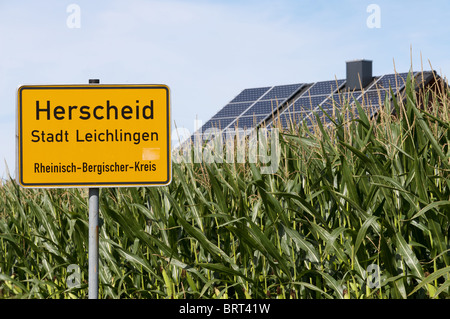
0 71 449 299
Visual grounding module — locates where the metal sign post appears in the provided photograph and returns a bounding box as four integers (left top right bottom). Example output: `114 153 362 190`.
88 187 99 299
88 79 100 299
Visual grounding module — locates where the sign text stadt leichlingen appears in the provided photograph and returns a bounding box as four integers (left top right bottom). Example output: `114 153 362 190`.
17 84 171 188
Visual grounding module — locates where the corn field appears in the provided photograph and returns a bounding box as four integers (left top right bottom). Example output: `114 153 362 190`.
0 73 449 299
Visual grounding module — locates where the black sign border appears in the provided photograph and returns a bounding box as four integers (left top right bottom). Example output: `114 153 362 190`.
17 85 171 188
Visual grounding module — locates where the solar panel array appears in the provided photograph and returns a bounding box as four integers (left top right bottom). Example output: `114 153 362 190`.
230 83 305 129
273 79 345 129
194 83 305 137
352 72 410 118
192 72 414 141
273 72 411 130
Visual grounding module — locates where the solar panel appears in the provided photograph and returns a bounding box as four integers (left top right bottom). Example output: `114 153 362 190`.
271 79 346 131
371 73 409 91
309 109 336 125
233 115 271 129
359 90 387 106
230 87 272 103
284 95 329 113
349 72 418 118
239 100 280 116
195 86 274 136
212 102 253 119
271 112 312 129
348 104 379 119
366 105 380 117
305 79 345 96
224 83 305 131
201 117 236 132
261 83 304 100
320 98 337 110
308 74 400 124
322 93 361 109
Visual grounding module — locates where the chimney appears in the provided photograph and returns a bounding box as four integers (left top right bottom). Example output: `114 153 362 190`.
346 59 372 90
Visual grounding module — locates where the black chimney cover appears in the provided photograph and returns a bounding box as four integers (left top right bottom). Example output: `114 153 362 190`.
346 60 373 90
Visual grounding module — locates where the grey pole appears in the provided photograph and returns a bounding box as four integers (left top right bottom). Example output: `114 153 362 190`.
88 78 100 299
88 187 99 299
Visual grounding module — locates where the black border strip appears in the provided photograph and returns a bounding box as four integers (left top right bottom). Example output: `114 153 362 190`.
17 85 171 188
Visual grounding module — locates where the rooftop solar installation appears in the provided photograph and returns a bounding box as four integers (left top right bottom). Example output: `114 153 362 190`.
272 79 345 129
349 72 412 116
225 83 306 129
190 66 421 143
372 72 409 91
192 83 306 137
274 72 415 130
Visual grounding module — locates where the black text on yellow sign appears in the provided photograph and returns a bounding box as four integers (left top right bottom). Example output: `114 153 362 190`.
17 84 171 188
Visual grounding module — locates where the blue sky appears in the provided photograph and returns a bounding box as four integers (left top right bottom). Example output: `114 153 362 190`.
1 0 450 180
